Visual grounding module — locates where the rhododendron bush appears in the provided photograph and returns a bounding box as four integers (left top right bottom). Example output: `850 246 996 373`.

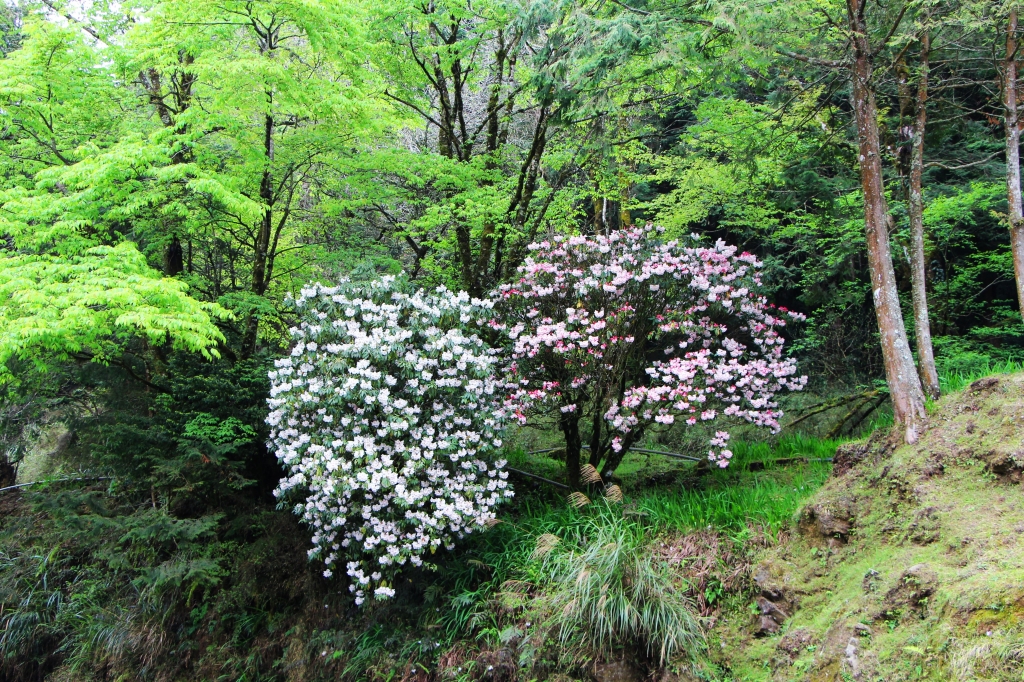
494 225 807 488
267 276 511 603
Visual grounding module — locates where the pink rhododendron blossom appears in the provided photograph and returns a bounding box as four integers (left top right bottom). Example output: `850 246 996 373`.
268 276 511 604
493 225 806 480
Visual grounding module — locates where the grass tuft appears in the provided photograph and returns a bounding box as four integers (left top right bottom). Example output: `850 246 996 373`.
937 357 1024 394
528 503 704 667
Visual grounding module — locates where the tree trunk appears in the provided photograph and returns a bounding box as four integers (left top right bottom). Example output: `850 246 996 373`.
1003 9 1024 321
494 108 549 279
560 413 583 490
598 431 637 481
588 387 607 468
251 111 274 297
244 110 274 356
164 237 183 276
470 42 508 295
908 31 940 399
847 0 927 443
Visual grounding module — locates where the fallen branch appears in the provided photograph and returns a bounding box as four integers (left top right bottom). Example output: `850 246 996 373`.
825 392 875 439
843 392 889 435
0 476 112 494
506 467 569 490
784 390 880 429
624 447 703 462
745 456 833 471
527 445 702 463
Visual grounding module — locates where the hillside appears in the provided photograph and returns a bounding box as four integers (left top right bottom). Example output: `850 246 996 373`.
710 374 1024 680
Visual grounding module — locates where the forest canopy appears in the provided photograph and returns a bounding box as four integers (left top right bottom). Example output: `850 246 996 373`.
0 0 1019 384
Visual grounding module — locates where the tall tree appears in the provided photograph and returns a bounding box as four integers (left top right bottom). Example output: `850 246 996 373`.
769 0 929 441
1000 4 1024 321
133 0 383 355
847 0 928 441
0 17 226 379
361 0 697 293
0 0 389 377
897 20 941 398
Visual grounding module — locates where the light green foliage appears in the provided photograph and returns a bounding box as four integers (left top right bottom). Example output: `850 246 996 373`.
0 0 389 370
0 243 227 380
644 89 864 301
342 0 717 290
0 18 121 179
648 96 826 238
121 0 386 299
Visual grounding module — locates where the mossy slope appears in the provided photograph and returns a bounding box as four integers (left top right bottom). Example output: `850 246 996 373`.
712 374 1024 681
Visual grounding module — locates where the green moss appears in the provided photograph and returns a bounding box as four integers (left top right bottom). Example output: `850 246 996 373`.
710 373 1024 681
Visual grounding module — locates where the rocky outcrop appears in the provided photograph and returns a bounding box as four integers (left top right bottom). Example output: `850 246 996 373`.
751 564 796 636
798 500 854 544
880 563 938 621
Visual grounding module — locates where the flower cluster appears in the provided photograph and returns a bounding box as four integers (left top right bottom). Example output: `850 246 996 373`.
267 276 511 603
494 225 806 469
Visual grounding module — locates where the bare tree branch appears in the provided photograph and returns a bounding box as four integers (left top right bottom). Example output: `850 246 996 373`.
777 48 847 69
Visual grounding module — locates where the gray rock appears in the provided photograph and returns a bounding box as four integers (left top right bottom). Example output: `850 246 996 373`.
593 660 643 682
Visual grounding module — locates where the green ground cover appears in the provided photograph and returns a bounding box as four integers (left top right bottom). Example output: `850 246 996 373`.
2 364 1022 681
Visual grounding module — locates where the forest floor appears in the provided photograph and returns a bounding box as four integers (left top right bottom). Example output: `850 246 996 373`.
3 374 1023 681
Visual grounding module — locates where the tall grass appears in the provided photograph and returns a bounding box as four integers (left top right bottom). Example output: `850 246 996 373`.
628 433 837 535
636 464 831 536
937 358 1024 394
724 433 842 468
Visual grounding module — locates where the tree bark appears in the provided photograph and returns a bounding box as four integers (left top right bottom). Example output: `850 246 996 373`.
598 431 637 481
560 413 583 490
471 40 508 294
847 0 927 443
251 111 275 299
493 108 549 280
907 31 940 399
243 110 274 356
1003 9 1024 322
587 386 608 468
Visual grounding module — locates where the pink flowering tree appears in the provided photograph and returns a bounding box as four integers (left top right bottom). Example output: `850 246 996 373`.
493 225 807 489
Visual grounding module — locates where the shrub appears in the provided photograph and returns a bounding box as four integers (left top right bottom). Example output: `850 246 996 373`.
494 225 806 487
267 276 512 603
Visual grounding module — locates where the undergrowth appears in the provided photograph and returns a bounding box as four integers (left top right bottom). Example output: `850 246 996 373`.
0 427 842 681
638 465 832 537
403 438 841 678
18 363 1023 680
0 354 851 681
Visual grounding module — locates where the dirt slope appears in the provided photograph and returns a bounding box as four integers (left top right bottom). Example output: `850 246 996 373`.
712 374 1024 681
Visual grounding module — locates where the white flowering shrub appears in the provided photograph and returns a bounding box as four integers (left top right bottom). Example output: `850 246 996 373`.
267 276 511 604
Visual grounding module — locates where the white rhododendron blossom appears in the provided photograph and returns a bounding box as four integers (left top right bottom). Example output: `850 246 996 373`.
267 276 511 604
493 225 807 474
